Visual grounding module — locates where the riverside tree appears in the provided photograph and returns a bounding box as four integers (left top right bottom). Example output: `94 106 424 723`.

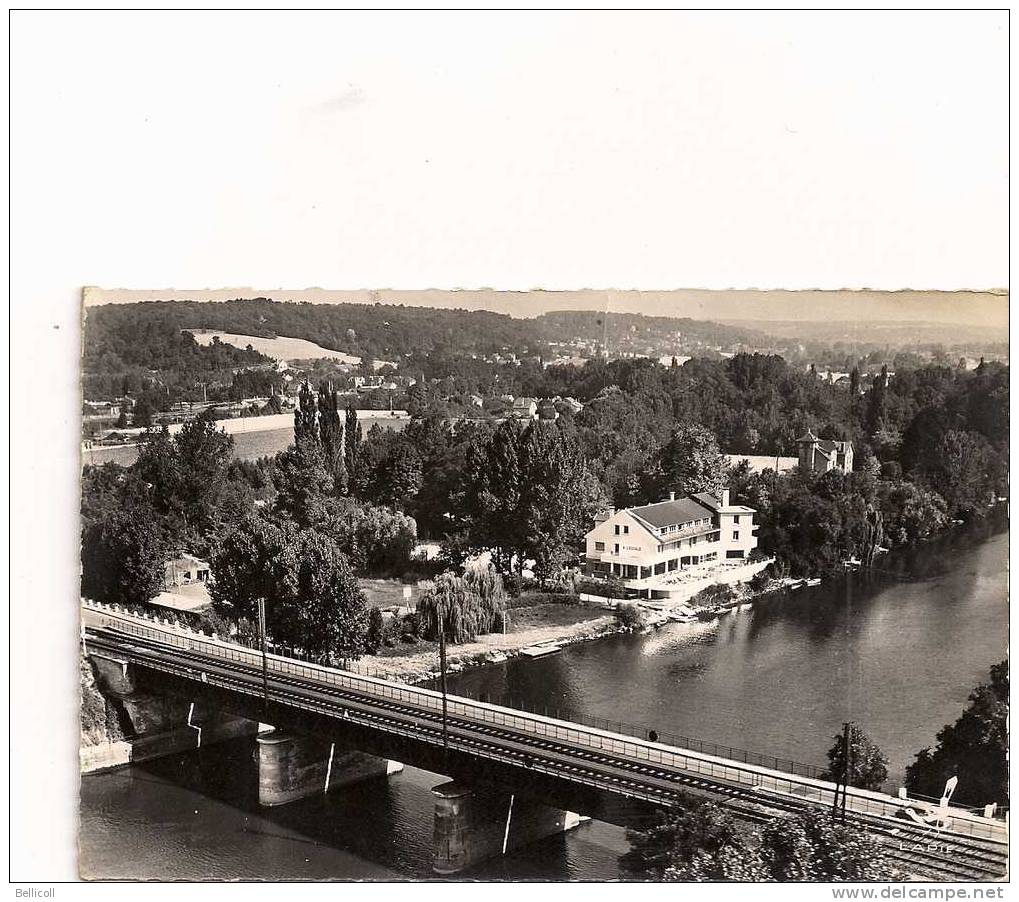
81 506 167 606
905 661 1009 807
133 412 236 553
622 803 896 882
210 511 370 661
459 420 597 586
820 723 889 791
417 566 507 644
350 423 423 510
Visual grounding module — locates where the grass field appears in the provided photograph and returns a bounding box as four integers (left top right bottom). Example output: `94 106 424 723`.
358 578 424 610
191 330 363 365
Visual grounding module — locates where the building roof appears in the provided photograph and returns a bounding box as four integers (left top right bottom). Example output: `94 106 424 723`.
168 553 210 569
798 431 853 456
816 439 852 455
512 396 536 408
691 492 721 512
629 497 715 530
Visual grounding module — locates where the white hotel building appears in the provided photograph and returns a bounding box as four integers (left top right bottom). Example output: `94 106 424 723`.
584 490 759 597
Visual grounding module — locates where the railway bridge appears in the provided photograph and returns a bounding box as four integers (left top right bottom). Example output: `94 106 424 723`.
81 601 1008 879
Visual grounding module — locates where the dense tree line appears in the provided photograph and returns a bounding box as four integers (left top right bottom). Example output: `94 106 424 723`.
320 353 1006 578
83 310 268 402
621 802 896 881
85 299 784 374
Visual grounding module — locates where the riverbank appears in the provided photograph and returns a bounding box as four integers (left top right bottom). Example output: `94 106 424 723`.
360 603 623 683
360 572 794 684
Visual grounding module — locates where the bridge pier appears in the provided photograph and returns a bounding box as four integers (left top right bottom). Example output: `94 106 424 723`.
81 653 258 772
431 781 585 875
256 729 404 807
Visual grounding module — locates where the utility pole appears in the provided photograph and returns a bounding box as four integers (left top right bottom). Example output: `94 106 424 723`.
257 596 269 710
834 720 853 820
438 600 450 771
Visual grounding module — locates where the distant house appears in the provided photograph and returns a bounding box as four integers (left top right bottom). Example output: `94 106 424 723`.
536 399 558 420
511 397 538 419
164 553 211 590
584 491 759 597
468 394 484 408
82 400 122 422
796 431 854 474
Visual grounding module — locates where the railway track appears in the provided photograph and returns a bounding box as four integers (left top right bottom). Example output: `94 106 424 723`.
84 623 1008 881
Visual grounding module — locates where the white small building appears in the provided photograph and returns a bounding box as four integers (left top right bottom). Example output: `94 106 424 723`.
584 491 758 595
511 397 538 419
164 553 211 590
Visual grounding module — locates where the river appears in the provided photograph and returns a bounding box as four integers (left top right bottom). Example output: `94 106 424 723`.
79 515 1007 880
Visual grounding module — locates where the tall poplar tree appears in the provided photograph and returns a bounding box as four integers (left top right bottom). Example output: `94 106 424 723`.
344 403 361 487
317 382 347 494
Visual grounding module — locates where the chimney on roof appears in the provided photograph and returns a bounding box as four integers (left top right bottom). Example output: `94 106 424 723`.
722 489 730 507
669 491 676 502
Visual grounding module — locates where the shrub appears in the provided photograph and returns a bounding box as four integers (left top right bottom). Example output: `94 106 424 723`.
690 584 736 608
614 603 645 629
195 608 235 638
576 577 632 600
508 591 578 609
401 611 422 638
379 614 403 647
363 607 384 654
540 569 579 595
503 574 524 597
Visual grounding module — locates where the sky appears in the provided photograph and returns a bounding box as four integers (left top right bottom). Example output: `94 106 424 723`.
85 287 1008 329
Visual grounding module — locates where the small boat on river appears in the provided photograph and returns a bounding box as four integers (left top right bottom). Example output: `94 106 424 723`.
520 641 563 658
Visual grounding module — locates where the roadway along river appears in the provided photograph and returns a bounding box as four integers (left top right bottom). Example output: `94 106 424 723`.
79 514 1007 880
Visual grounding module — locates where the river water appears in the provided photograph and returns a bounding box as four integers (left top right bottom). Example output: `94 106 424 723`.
79 515 1007 880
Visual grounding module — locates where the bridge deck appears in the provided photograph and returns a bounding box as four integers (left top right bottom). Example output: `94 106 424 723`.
81 601 1008 880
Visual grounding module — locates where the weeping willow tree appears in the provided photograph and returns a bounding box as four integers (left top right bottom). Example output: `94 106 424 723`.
418 565 507 644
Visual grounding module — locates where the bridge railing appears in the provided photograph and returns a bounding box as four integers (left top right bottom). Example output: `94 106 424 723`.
476 704 826 781
81 601 1006 843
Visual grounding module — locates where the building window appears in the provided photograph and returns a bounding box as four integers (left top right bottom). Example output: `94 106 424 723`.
614 543 620 554
726 550 745 559
614 525 620 535
733 531 739 540
623 525 630 535
667 558 678 571
734 515 740 524
654 562 666 575
595 541 605 552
